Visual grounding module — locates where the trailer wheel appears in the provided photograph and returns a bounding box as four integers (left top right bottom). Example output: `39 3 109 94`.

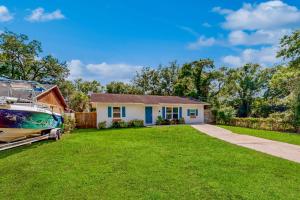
57 130 61 140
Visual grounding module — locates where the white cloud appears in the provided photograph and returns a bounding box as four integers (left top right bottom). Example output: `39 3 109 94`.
218 1 300 30
67 60 143 84
26 7 65 22
187 35 216 50
0 6 13 22
222 46 280 67
67 60 84 80
228 29 291 46
212 6 233 15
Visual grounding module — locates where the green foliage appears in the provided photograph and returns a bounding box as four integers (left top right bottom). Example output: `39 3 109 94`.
97 121 107 129
0 31 69 84
128 120 144 127
63 115 76 133
223 117 296 132
106 81 142 94
215 106 236 125
57 78 103 112
277 29 300 68
155 116 164 125
155 116 185 125
111 120 144 128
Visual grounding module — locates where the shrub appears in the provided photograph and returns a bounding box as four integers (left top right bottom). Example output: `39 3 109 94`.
119 121 128 128
128 119 144 127
156 116 164 125
111 121 121 128
161 119 170 125
170 119 178 125
63 115 76 133
216 106 236 124
178 118 185 124
98 121 106 129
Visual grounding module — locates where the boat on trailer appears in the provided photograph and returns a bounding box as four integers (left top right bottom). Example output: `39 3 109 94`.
0 79 63 143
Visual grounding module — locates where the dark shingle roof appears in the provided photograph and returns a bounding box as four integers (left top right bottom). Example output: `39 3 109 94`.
91 93 208 105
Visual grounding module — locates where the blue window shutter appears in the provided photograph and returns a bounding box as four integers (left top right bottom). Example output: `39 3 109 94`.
122 106 126 117
162 107 165 119
179 107 182 118
108 106 112 118
187 109 190 116
196 109 198 116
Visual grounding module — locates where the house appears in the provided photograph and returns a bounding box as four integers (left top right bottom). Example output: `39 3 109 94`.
35 85 68 115
91 93 209 127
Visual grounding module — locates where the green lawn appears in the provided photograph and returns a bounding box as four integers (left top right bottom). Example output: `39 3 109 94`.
219 125 300 146
1 126 300 200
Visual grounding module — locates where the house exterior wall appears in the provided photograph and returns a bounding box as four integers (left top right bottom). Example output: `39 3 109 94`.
95 103 204 127
37 90 65 114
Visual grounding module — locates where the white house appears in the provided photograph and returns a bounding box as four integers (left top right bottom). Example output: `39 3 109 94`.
91 93 209 127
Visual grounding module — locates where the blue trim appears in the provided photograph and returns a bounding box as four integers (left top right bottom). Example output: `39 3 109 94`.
179 107 182 118
196 109 198 116
187 109 190 116
108 106 112 118
162 107 166 119
122 106 126 117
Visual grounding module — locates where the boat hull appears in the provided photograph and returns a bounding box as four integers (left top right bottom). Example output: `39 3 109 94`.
0 106 63 142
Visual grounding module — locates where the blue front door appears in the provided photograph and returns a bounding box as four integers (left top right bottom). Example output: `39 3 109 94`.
145 106 153 124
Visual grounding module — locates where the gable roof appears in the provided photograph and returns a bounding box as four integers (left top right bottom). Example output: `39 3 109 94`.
91 93 208 105
36 85 68 109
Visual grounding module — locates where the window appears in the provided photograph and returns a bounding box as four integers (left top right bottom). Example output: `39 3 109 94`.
166 107 172 119
173 107 178 119
113 107 121 118
166 107 179 119
189 109 197 118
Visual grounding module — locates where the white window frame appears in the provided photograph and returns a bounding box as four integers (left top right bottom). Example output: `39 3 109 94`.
113 107 121 119
189 109 197 118
166 106 179 120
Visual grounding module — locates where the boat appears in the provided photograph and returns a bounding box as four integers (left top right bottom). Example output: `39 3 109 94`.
0 79 63 142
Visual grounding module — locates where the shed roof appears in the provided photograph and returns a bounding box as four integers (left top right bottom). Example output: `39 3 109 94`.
91 93 208 105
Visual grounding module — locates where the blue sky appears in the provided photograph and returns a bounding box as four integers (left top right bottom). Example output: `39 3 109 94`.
1 0 300 84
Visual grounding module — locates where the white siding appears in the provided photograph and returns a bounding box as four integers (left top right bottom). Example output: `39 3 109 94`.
96 103 145 127
95 103 205 128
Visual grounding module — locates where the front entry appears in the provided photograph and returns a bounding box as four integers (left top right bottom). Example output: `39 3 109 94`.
145 106 153 124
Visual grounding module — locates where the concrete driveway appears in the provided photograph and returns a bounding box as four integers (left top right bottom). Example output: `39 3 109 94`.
192 124 300 164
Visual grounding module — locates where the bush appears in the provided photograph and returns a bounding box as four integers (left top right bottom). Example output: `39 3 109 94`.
128 119 144 127
227 117 296 132
111 120 121 128
98 121 106 129
119 121 128 128
178 118 185 124
161 119 170 125
215 106 236 124
63 115 76 133
156 116 164 125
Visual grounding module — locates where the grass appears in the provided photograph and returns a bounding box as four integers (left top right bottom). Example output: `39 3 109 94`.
0 126 300 200
219 125 300 146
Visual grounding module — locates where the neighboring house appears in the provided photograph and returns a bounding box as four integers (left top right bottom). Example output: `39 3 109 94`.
35 85 68 115
91 93 209 127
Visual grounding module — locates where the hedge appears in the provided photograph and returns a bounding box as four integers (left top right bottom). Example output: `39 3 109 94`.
219 117 297 133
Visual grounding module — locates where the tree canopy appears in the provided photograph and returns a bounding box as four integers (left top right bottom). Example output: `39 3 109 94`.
0 31 69 83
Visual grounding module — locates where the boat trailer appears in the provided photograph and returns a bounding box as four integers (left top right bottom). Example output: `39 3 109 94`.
0 128 62 151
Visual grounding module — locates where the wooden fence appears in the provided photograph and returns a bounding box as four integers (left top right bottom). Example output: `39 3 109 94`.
75 112 97 128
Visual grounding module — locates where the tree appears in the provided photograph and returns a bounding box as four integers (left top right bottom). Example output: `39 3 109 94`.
158 61 179 95
73 78 102 94
106 81 142 94
191 59 215 100
133 67 161 95
228 64 268 117
277 30 300 130
277 29 300 68
0 31 69 83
